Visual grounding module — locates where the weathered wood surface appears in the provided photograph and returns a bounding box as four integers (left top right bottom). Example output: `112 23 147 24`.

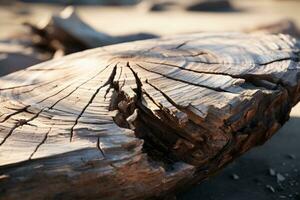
0 32 300 199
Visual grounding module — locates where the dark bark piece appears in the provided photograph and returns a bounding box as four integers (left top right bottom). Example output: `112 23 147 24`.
139 1 178 12
186 0 235 12
0 32 300 200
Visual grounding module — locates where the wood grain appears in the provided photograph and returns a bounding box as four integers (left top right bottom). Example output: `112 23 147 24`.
0 32 299 199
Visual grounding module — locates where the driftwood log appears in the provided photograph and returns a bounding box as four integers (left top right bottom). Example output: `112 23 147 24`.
24 7 157 56
0 33 300 199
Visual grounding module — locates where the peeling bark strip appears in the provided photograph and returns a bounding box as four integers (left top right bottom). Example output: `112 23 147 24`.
0 33 300 199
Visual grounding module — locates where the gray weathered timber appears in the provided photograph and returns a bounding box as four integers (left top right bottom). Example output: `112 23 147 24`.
0 32 300 199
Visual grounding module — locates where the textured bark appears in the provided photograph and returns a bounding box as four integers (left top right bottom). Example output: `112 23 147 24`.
0 32 300 199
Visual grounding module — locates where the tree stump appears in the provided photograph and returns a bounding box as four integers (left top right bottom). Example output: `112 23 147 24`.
0 33 300 199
